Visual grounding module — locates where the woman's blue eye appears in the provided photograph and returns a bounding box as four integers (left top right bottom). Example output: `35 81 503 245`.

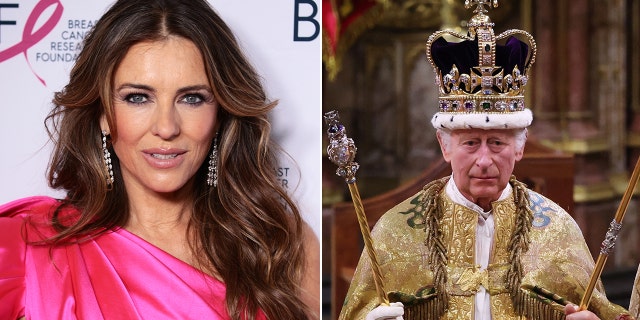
182 94 204 105
125 93 148 104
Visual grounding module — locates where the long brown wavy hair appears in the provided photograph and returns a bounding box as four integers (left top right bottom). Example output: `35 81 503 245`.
44 0 310 318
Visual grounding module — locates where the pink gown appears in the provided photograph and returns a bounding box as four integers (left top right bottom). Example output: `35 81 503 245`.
0 196 266 320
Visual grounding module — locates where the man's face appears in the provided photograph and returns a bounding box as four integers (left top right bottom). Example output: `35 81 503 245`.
437 128 524 210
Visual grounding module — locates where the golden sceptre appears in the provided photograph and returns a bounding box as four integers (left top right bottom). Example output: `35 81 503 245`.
579 157 640 310
324 110 389 306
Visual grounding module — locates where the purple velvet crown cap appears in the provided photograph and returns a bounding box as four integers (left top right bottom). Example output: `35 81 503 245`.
430 35 529 76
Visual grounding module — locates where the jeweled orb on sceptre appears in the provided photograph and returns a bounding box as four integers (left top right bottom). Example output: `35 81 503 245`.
324 110 360 184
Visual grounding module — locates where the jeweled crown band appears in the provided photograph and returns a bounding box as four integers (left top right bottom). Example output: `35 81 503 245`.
439 97 525 113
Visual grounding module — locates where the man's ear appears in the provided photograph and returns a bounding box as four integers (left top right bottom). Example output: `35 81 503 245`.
515 130 528 162
515 147 524 162
436 130 451 163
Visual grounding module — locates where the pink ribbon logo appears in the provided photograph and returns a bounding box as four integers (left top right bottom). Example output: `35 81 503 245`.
0 0 64 86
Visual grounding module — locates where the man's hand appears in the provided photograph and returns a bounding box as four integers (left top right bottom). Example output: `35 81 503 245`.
365 302 404 320
564 304 601 320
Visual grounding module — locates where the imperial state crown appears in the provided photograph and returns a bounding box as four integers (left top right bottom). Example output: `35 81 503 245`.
427 0 536 130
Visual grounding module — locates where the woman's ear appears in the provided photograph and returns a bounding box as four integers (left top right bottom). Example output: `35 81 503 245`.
99 114 110 133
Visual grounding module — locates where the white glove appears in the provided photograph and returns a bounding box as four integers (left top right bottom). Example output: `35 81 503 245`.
365 302 404 320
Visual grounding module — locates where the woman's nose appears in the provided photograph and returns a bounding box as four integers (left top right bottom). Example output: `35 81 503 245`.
151 102 180 139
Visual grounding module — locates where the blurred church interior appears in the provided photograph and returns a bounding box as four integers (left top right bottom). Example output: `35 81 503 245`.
321 0 640 319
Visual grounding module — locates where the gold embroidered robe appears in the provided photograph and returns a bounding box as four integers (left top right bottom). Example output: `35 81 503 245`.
339 182 629 319
630 266 640 318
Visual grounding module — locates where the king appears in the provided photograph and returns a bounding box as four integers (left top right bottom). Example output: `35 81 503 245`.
338 1 632 319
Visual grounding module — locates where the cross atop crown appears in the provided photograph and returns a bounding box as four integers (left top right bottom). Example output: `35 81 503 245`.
465 0 498 14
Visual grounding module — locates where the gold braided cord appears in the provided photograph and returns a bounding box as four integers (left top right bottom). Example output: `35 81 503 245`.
507 175 534 314
420 176 533 318
348 182 389 305
421 177 450 318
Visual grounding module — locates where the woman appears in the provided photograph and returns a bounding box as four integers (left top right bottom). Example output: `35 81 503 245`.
0 0 319 319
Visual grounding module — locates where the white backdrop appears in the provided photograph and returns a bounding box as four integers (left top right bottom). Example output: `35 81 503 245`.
0 0 322 238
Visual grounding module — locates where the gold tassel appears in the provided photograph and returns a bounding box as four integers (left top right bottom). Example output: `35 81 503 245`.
394 287 567 320
402 297 442 320
389 290 441 320
520 285 568 320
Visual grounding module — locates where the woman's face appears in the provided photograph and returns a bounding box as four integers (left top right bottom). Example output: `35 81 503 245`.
102 36 218 196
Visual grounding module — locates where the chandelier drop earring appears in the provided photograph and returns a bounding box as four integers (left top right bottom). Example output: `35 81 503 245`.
207 135 218 187
102 130 114 186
